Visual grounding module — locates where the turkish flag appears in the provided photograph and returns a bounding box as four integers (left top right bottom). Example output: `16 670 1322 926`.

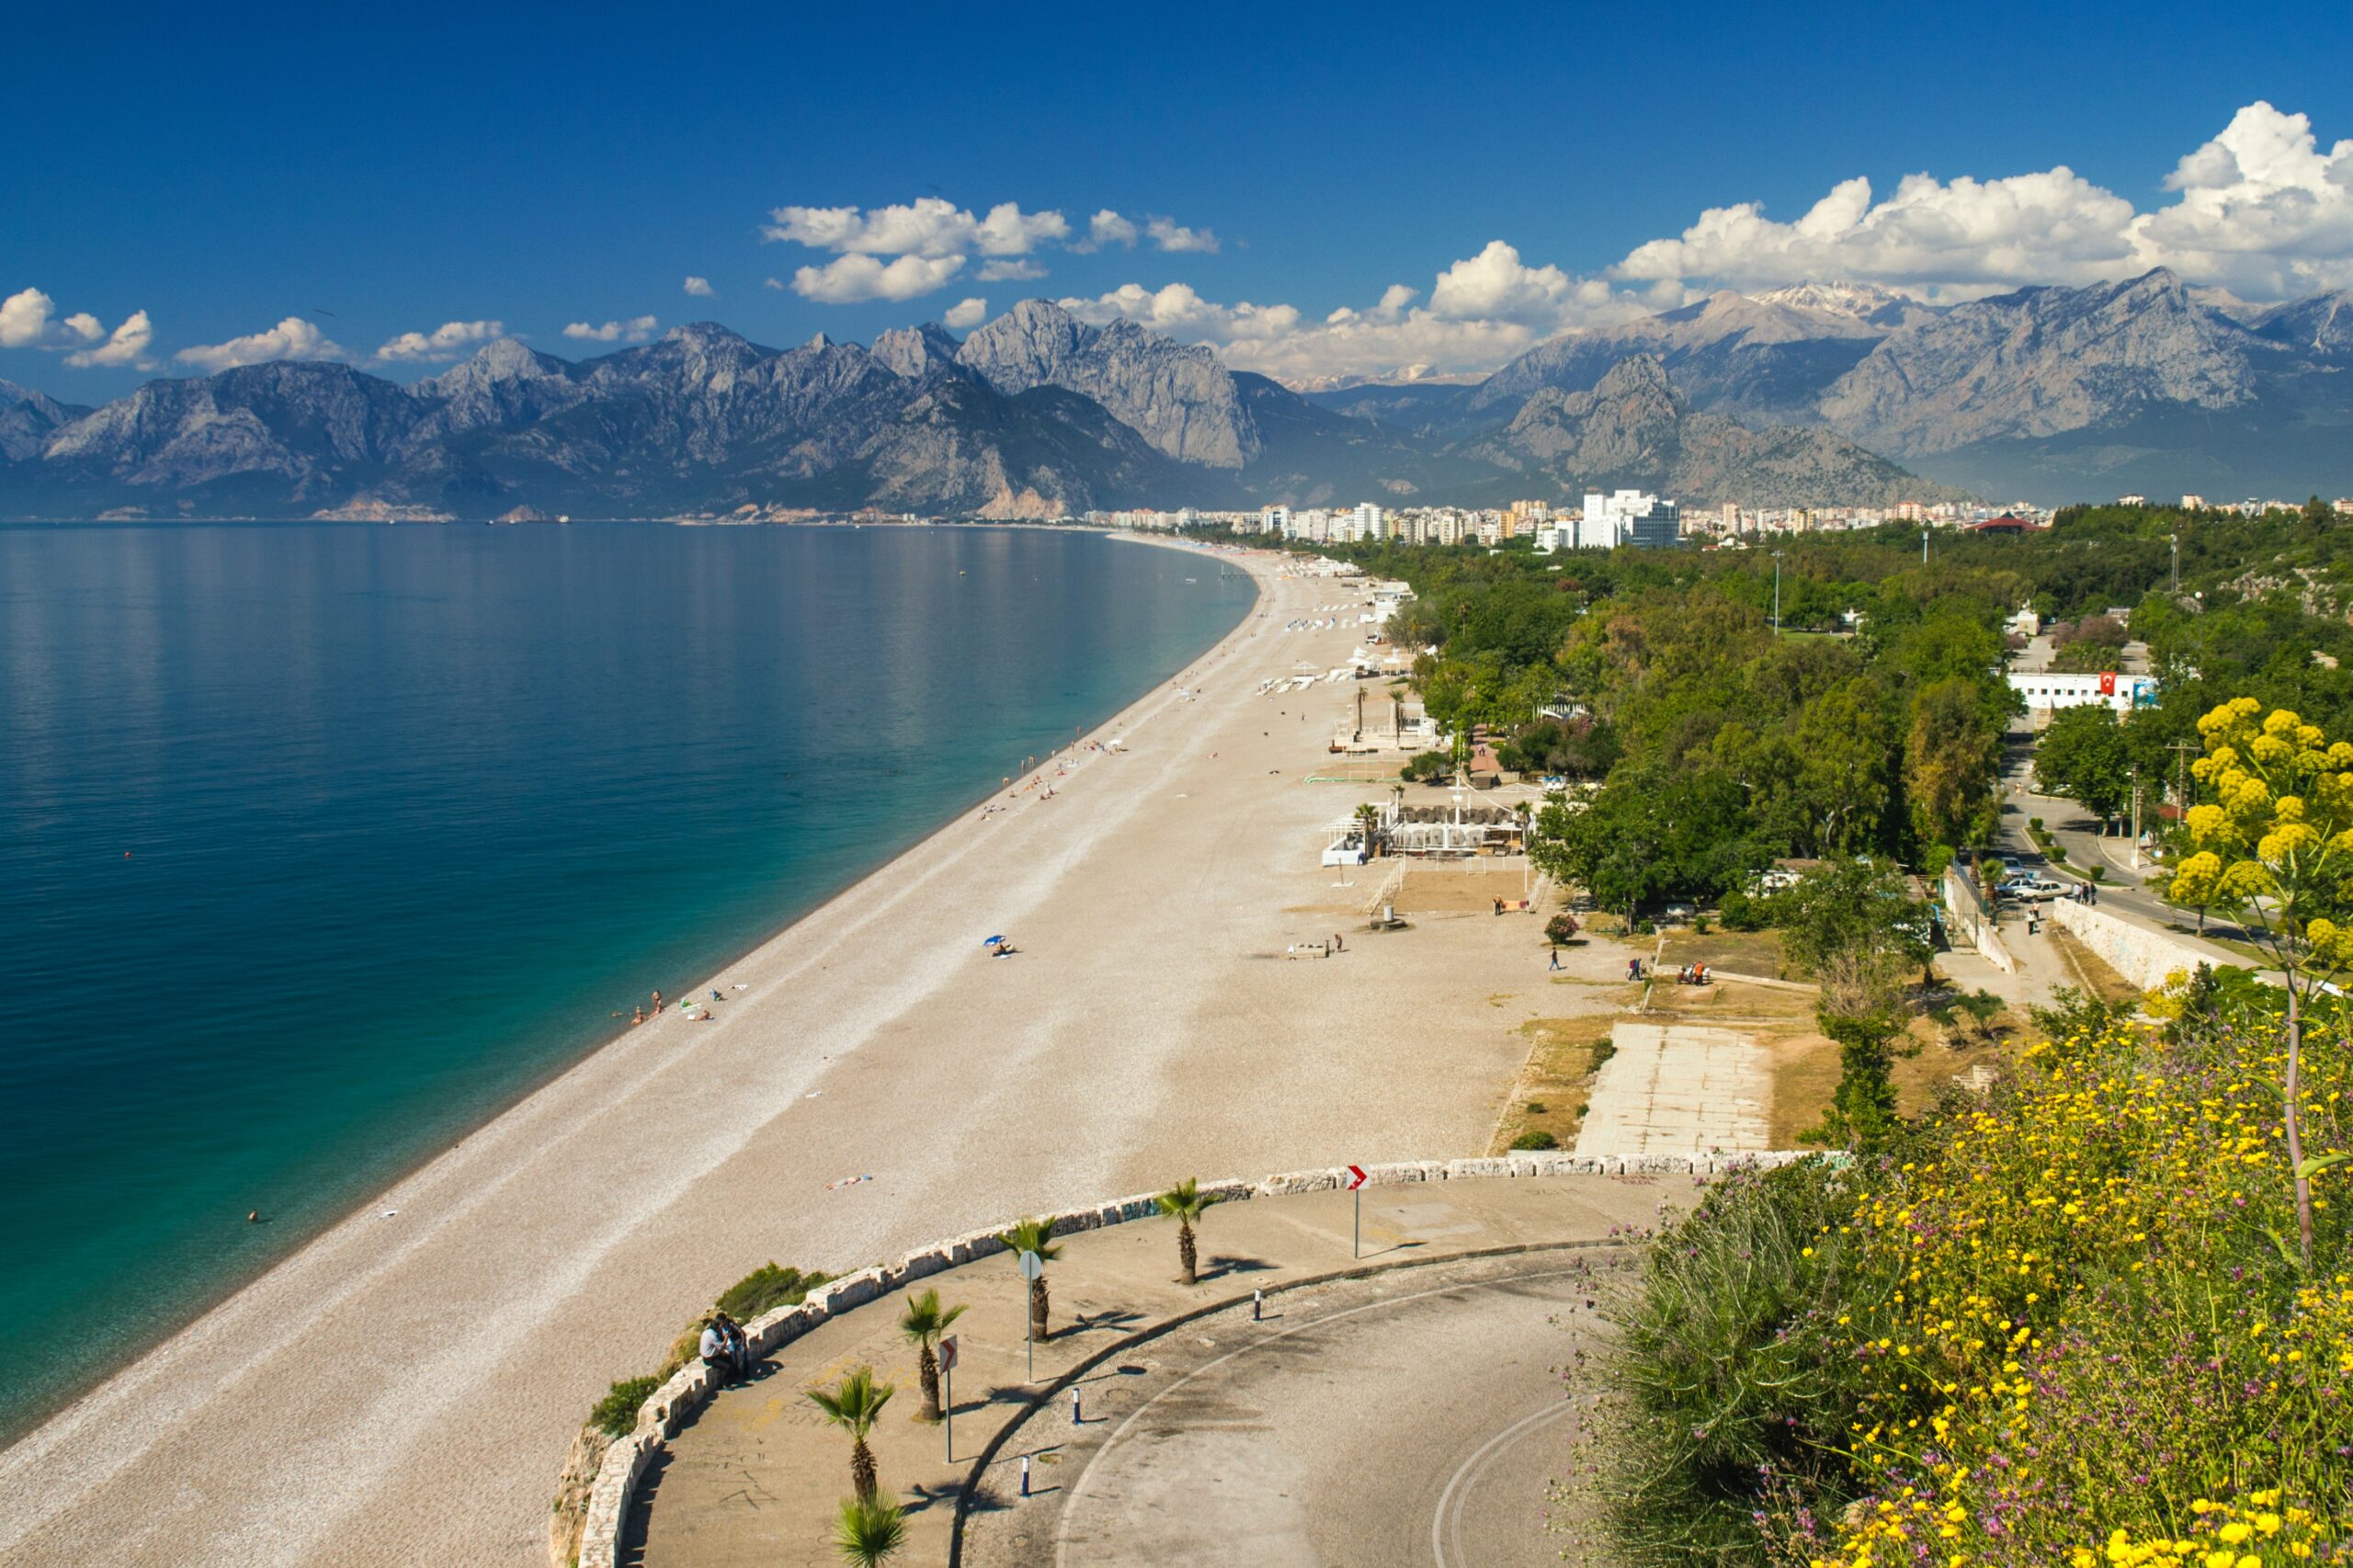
2098 672 2116 696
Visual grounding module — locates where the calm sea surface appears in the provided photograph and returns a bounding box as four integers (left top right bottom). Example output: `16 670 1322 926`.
0 522 1251 1441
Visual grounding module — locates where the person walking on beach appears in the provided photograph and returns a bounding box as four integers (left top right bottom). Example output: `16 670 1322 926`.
1550 949 1563 971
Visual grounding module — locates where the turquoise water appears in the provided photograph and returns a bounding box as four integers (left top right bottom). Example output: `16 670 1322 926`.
0 522 1251 1442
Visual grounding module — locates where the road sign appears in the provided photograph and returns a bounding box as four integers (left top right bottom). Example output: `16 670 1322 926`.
938 1335 959 1372
1346 1165 1369 1191
1019 1249 1045 1280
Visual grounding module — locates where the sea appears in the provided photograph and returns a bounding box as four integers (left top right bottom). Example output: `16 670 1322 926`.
0 521 1253 1443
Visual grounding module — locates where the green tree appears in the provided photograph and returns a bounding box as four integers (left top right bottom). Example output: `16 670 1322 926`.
808 1367 895 1502
1903 676 2003 850
1792 677 1898 854
2035 704 2134 829
1532 765 1762 926
1154 1178 1221 1286
1778 860 1930 1153
833 1495 906 1566
897 1289 966 1423
2170 698 2353 1269
2047 639 2122 675
996 1217 1063 1342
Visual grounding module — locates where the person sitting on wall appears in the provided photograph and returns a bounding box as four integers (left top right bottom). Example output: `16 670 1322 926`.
699 1318 737 1383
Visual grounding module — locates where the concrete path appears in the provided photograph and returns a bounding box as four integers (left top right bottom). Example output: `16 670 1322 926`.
1573 1023 1768 1156
964 1250 1623 1568
627 1175 1681 1567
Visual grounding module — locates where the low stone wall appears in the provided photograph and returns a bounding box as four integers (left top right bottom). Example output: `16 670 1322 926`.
1941 863 2016 974
563 1150 1815 1568
2045 897 2237 993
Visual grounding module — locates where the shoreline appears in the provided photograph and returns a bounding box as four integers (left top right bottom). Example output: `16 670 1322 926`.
0 533 1277 1559
1 535 1552 1566
0 524 1247 1452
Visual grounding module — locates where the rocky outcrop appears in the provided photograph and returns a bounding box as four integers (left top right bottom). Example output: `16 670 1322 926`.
1467 356 1967 506
956 300 1260 467
0 379 85 463
870 322 967 381
1819 268 2277 456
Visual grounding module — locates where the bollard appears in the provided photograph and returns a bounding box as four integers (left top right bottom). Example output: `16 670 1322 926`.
1252 1289 1263 1322
1071 1386 1083 1425
1021 1454 1031 1497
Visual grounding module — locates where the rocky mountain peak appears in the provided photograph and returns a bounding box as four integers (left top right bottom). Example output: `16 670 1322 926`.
1593 352 1678 403
871 323 965 380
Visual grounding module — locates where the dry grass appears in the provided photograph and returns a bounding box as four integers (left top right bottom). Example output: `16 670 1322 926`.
1657 928 1789 977
1765 1028 1842 1147
1489 1015 1618 1153
2049 927 2142 1005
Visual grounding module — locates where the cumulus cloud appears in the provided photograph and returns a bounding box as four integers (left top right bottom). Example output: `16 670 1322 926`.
944 297 988 330
683 276 715 297
976 258 1045 282
1146 217 1219 254
1084 210 1139 250
374 320 506 363
563 315 659 343
2 288 156 367
1611 100 2353 301
1429 240 1620 324
175 316 346 372
764 198 1070 258
65 310 155 369
791 254 966 303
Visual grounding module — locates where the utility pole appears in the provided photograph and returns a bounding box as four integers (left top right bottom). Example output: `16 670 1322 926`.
2170 531 2179 594
2131 763 2143 869
1771 551 1784 636
1921 526 1929 565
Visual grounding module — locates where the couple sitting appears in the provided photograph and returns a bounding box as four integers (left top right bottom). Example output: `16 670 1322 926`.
1676 962 1711 986
699 1312 752 1381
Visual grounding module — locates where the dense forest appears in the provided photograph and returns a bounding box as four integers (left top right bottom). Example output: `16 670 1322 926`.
1263 499 2353 915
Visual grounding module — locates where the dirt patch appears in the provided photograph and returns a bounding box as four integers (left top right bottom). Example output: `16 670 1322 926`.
1657 928 1789 977
1764 1027 1840 1147
1489 1016 1618 1154
1392 865 1540 916
2049 926 2142 1005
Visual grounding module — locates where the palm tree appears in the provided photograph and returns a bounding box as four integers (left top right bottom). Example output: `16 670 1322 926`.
1354 801 1382 858
1155 1178 1220 1285
833 1494 905 1566
898 1288 966 1423
807 1366 894 1501
996 1217 1063 1341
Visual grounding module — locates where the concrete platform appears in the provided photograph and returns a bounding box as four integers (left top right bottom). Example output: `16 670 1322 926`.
1574 1022 1768 1155
625 1175 1688 1566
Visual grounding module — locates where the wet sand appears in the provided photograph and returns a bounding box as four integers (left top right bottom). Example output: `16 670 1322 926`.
0 541 1567 1566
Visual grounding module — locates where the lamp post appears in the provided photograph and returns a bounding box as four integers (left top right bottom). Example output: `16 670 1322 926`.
1771 551 1784 636
1921 527 1929 565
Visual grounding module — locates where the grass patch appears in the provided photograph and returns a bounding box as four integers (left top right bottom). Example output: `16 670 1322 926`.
1657 927 1787 977
1490 1015 1617 1153
589 1375 663 1439
716 1262 827 1322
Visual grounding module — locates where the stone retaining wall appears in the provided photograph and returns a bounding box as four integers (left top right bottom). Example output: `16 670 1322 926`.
2045 897 2237 993
564 1150 1816 1568
1941 863 2016 974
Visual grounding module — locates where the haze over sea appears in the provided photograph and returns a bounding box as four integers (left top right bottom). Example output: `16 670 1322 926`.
0 522 1251 1443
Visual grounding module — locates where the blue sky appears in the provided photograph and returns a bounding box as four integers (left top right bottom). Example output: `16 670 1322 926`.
6 0 2351 398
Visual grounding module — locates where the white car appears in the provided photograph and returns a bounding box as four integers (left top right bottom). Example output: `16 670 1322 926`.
2006 875 2072 900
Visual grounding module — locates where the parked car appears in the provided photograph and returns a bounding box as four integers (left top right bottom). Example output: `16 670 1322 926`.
2006 874 2072 900
1659 901 1698 923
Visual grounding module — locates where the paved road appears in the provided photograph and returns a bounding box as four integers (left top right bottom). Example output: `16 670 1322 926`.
962 1251 1625 1568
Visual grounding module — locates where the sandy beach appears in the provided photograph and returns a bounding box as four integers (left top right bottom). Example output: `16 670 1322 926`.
0 540 1581 1566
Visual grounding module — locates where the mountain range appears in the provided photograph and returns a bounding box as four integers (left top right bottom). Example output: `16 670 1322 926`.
6 269 2350 519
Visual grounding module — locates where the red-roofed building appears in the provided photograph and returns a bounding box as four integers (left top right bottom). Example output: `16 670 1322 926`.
1970 514 2045 533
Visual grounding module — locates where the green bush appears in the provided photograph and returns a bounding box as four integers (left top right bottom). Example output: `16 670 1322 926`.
1402 750 1452 782
716 1262 828 1322
1718 889 1776 932
590 1375 664 1439
2028 815 2043 832
1919 843 1953 879
1546 911 1581 946
1509 1129 1559 1151
1526 1100 1547 1114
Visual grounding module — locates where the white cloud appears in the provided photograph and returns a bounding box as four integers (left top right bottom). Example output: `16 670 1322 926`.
175 316 346 372
563 316 659 343
1429 240 1619 324
976 258 1045 282
1083 210 1138 250
763 277 785 290
3 289 156 367
1611 100 2353 301
683 276 715 297
65 310 154 369
1 288 62 347
373 320 506 363
791 254 966 304
944 297 988 330
1146 217 1219 254
763 198 1069 258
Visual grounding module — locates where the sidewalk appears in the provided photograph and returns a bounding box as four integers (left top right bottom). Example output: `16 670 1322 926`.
624 1173 1700 1567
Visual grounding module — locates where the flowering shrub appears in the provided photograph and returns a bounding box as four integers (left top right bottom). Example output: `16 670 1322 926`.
1576 997 2352 1565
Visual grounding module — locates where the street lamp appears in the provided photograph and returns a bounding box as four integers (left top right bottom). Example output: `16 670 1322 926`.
1771 551 1784 635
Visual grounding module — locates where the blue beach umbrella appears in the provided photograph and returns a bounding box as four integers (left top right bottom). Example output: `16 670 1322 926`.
983 935 1006 946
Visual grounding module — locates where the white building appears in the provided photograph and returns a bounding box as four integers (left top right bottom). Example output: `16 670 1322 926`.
1577 489 1680 549
2009 672 2157 714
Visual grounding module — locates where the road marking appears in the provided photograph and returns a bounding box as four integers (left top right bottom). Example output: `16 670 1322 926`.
1432 1397 1575 1568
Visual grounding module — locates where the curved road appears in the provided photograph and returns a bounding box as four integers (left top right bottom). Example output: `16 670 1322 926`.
961 1252 1623 1568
